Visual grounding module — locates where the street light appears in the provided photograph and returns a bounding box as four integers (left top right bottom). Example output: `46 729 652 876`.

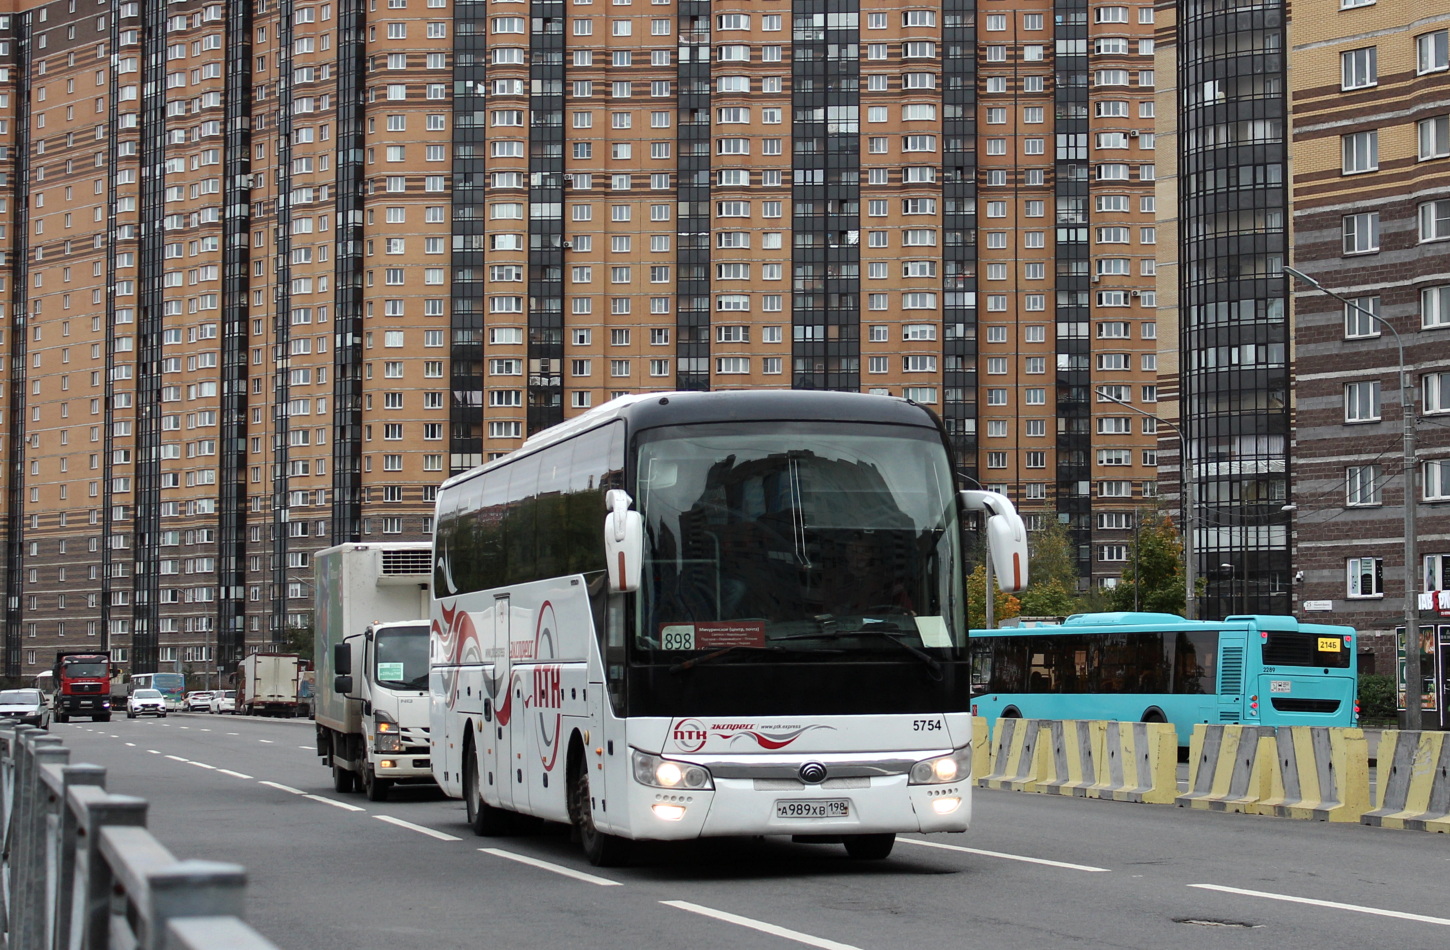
1284 265 1421 730
1095 387 1197 620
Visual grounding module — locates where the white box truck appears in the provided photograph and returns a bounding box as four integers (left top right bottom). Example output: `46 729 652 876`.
314 542 434 801
236 653 304 717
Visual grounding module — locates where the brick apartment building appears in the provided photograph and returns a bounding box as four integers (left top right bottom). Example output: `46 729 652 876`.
0 0 1169 682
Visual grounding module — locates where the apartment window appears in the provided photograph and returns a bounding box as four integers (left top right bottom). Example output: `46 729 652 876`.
1418 30 1449 74
1423 286 1450 328
1344 296 1380 339
1342 47 1377 89
1419 117 1450 160
1419 199 1450 242
1347 557 1383 598
1342 131 1378 173
1347 465 1382 506
1343 212 1379 254
1426 371 1450 414
1427 459 1450 501
1345 380 1380 422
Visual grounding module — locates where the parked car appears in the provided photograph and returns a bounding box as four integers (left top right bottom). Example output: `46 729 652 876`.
127 689 168 719
210 690 236 714
184 690 214 712
0 688 51 729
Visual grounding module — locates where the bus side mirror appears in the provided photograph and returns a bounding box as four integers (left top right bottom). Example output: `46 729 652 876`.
960 489 1030 593
334 642 352 676
604 489 643 593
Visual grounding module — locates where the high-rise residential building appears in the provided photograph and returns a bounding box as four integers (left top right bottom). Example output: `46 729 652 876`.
1156 0 1293 619
0 0 1164 682
1286 0 1450 678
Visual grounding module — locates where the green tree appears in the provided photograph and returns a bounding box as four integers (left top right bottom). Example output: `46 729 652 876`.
967 563 1021 630
1014 517 1084 620
1109 514 1188 615
281 622 316 661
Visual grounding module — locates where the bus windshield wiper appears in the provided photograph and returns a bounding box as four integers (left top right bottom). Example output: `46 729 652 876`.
667 644 833 674
774 620 943 680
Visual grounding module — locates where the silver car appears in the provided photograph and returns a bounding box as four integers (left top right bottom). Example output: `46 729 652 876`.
0 688 51 729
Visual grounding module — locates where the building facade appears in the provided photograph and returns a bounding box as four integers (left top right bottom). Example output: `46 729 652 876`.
1287 0 1450 679
0 0 1166 682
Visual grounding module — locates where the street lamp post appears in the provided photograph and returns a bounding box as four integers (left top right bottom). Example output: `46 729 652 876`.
1285 266 1421 730
1095 388 1196 621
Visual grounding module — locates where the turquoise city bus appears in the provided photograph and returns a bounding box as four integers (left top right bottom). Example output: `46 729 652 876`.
969 612 1359 745
130 672 187 711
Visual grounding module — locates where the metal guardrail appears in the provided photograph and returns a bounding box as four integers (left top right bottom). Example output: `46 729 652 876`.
0 723 281 950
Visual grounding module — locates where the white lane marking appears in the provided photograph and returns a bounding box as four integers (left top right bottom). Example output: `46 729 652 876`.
260 781 304 795
258 739 274 744
374 815 462 841
165 755 189 763
226 732 239 736
147 749 161 755
217 769 253 779
179 726 190 730
299 746 313 750
663 900 864 950
124 743 136 748
1191 884 1450 927
190 762 217 770
480 848 622 887
304 794 366 812
897 837 1111 873
200 729 212 733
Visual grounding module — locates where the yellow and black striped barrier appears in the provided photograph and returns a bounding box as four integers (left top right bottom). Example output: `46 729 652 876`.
1252 726 1370 822
1083 721 1177 805
1362 731 1450 832
1175 724 1274 813
977 717 1048 792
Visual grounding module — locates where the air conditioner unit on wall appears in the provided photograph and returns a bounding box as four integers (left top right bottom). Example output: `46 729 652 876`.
1128 129 1140 137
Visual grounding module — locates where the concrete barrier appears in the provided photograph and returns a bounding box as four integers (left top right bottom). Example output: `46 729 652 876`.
977 718 1047 792
1083 721 1177 805
1176 724 1274 813
1250 727 1370 822
1362 731 1450 832
970 716 991 782
1036 720 1103 796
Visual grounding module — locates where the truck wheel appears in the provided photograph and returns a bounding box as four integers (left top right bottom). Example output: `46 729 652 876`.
571 761 632 867
96 714 111 723
331 736 357 793
362 763 392 802
56 710 68 724
464 745 513 835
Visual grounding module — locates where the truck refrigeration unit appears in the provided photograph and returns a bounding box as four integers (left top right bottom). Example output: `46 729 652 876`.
314 542 434 801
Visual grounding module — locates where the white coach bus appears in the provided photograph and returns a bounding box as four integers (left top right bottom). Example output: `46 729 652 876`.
429 390 1027 865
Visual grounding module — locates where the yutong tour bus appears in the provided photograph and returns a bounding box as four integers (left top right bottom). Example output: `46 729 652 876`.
970 612 1359 745
429 390 1028 865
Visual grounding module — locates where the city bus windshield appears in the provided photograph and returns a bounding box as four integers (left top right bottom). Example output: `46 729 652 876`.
374 624 431 690
634 421 964 664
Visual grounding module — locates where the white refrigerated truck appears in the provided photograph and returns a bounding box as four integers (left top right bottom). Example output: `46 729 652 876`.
314 542 435 801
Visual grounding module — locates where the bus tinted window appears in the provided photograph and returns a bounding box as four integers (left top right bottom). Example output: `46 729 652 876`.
1262 631 1351 669
974 629 1220 694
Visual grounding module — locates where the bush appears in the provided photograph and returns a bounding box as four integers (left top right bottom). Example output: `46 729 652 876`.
1358 673 1396 724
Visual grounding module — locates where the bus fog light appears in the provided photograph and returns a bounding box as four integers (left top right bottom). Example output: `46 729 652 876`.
909 747 971 785
651 803 687 821
931 796 962 815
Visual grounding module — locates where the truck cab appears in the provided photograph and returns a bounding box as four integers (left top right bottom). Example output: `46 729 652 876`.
329 620 433 800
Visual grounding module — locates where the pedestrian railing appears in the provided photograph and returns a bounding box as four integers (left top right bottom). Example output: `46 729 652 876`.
0 723 280 950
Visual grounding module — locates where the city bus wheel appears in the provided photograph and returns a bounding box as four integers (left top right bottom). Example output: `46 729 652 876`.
1141 708 1166 724
464 744 512 836
1001 707 1022 719
572 764 632 867
844 834 896 860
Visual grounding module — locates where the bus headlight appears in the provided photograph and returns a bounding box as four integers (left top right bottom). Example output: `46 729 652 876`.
631 750 713 790
909 746 971 785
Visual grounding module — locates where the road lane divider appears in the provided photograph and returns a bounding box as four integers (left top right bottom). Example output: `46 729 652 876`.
1176 724 1273 813
1362 730 1450 832
259 781 304 795
1037 719 1102 797
1084 721 1177 804
978 718 1047 792
217 769 253 779
480 848 623 886
896 837 1111 872
1190 883 1450 927
1251 726 1369 822
662 900 864 950
304 794 366 812
374 815 462 841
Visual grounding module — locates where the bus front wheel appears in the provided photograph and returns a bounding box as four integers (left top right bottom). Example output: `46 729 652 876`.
571 761 633 867
1141 708 1167 724
1001 707 1022 719
464 744 513 836
844 834 895 860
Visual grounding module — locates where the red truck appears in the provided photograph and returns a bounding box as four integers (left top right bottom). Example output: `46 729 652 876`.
53 652 113 723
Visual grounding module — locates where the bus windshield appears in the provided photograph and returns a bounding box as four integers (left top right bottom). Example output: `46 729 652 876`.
374 624 431 690
634 421 963 661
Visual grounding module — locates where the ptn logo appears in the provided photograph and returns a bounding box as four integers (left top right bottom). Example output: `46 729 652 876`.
672 718 709 753
532 665 562 711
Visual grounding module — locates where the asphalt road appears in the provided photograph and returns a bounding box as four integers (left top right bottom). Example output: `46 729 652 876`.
48 714 1450 950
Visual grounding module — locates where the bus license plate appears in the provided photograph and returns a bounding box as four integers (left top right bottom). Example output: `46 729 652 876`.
1270 680 1292 694
776 800 849 819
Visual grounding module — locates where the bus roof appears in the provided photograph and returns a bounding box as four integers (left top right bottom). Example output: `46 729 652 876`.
440 389 946 492
980 612 1355 636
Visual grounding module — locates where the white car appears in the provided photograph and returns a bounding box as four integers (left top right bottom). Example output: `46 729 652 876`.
0 688 51 729
127 689 168 719
210 690 236 714
184 690 214 712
